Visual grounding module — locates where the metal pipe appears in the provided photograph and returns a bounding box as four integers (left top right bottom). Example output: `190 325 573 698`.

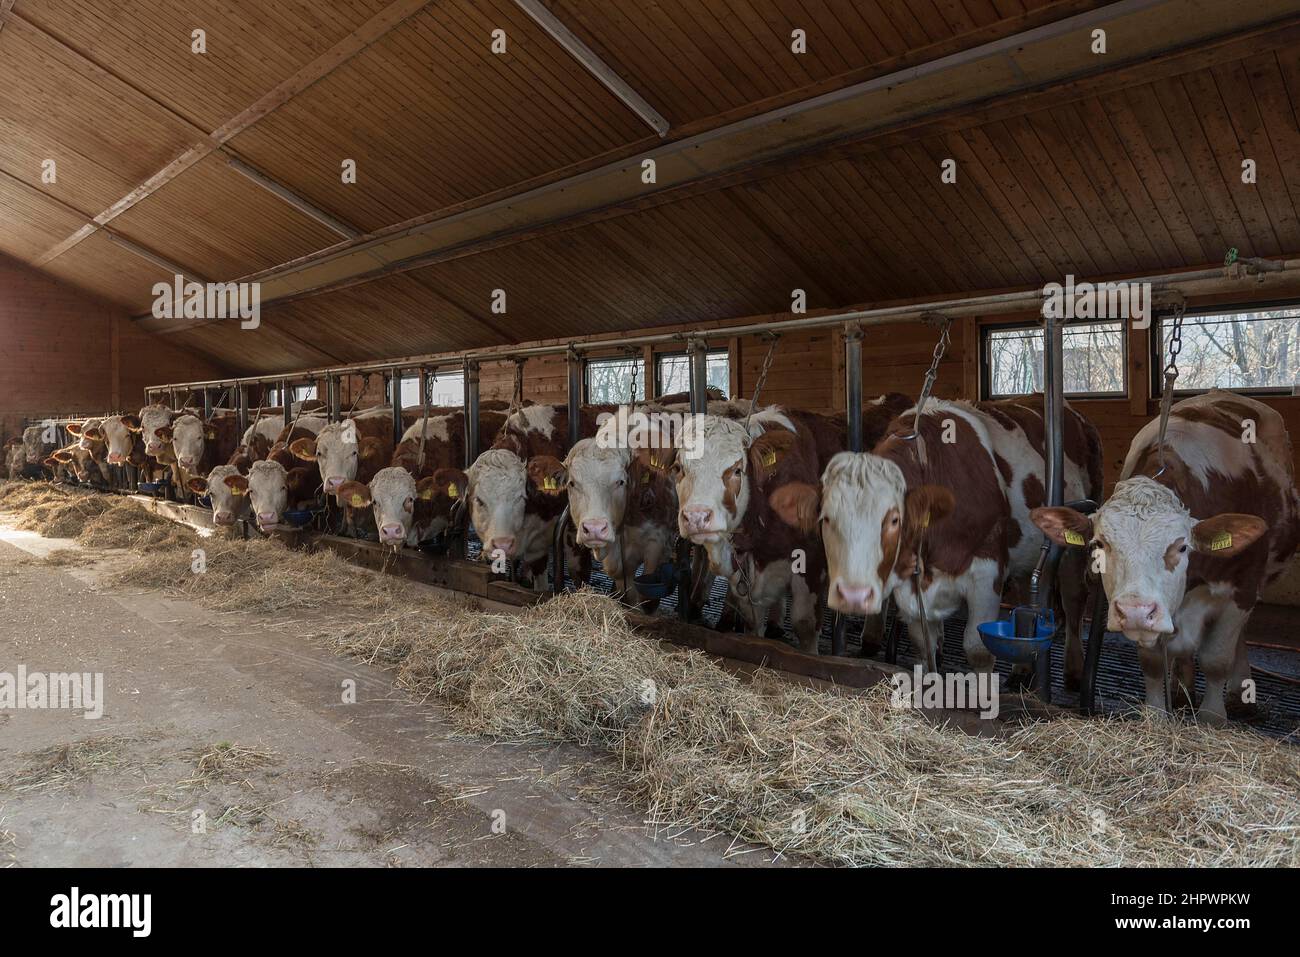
566 347 582 449
327 375 339 423
281 379 291 430
391 368 404 446
844 327 864 452
144 259 1300 394
687 338 708 413
464 359 480 468
237 384 248 436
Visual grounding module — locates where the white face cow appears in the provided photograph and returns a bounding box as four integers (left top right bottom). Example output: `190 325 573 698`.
190 465 248 527
244 459 292 530
98 414 139 465
563 439 632 552
170 415 209 473
1032 477 1266 648
467 449 529 560
339 467 420 546
307 420 361 495
137 403 175 458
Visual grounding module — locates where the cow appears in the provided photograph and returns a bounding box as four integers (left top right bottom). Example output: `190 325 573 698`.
289 406 398 497
158 411 241 494
769 398 1101 670
223 459 319 531
20 424 55 473
186 464 251 528
4 439 25 480
1031 390 1299 722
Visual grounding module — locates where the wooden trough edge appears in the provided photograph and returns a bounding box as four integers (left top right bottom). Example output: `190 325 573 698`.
123 495 900 690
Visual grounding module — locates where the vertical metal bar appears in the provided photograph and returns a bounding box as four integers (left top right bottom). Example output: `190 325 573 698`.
687 338 707 412
566 346 582 449
1036 299 1067 703
237 384 248 437
418 366 429 411
464 360 480 467
169 388 178 410
281 379 291 430
327 375 339 423
202 388 213 420
844 326 864 453
391 368 405 446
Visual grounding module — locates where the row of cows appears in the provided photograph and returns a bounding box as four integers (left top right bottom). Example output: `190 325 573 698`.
6 386 1298 723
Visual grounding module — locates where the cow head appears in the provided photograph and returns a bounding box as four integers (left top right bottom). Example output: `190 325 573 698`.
772 452 954 616
466 449 533 562
136 403 174 458
170 414 212 472
193 465 248 526
338 467 419 546
244 459 292 530
294 420 385 496
563 438 635 553
1032 476 1267 647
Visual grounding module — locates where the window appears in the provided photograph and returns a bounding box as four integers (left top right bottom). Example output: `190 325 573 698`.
585 356 646 404
400 371 465 407
292 384 316 402
1155 303 1300 394
982 321 1126 399
655 349 729 398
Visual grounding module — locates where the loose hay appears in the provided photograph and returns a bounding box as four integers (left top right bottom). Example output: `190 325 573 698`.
4 735 138 795
5 480 1298 866
0 480 194 551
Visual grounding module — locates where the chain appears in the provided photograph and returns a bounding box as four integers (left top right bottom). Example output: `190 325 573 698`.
742 333 781 432
899 314 952 451
627 349 640 405
511 359 526 412
1155 293 1187 477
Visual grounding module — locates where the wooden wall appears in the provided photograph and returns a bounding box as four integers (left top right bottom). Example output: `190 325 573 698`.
0 255 231 441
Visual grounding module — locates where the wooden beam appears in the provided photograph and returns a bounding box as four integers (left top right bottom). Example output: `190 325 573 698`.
220 152 360 239
29 0 435 266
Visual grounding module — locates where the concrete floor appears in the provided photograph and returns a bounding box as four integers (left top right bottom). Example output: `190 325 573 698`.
0 525 782 868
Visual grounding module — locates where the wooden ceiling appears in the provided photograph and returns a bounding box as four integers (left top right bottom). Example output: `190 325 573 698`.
3 0 1300 375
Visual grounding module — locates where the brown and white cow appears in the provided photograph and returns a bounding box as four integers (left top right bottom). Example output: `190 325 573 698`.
463 448 574 588
290 406 396 498
160 411 241 493
186 464 251 527
223 459 319 531
771 399 1100 670
1032 390 1298 722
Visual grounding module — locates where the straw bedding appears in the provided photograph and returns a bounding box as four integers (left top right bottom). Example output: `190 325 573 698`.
2 479 1298 866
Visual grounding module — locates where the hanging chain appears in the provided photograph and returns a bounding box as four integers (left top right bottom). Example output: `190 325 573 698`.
742 333 781 432
1154 293 1187 477
627 349 640 405
417 367 433 471
511 359 526 412
899 313 952 447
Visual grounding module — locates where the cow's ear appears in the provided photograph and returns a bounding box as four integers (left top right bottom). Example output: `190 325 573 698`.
186 478 208 494
1031 506 1093 548
289 437 316 460
65 422 83 436
526 456 566 494
84 427 104 440
52 449 74 463
122 414 142 432
358 437 385 461
634 445 677 475
905 484 956 534
769 482 821 536
156 426 174 440
223 474 249 495
415 476 437 501
440 468 469 501
747 430 798 481
338 480 372 509
1191 513 1267 557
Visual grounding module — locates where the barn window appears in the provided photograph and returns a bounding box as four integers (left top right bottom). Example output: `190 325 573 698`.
982 321 1126 399
400 372 465 407
655 349 729 398
585 356 646 404
1154 302 1300 395
266 384 316 406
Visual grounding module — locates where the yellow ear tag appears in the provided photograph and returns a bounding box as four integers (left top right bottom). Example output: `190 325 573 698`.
447 483 459 499
761 447 778 469
542 476 559 492
648 453 665 471
1210 531 1232 551
418 488 433 501
640 470 650 485
206 430 216 439
230 487 244 497
349 493 365 507
1064 529 1086 546
920 512 930 529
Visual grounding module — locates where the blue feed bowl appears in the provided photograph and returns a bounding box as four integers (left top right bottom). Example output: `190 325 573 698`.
137 481 161 494
283 508 316 528
634 562 677 600
978 607 1055 664
197 495 212 509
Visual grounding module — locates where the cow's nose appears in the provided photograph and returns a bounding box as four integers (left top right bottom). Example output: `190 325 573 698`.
580 519 610 541
325 476 344 491
681 506 713 531
1114 599 1160 629
107 453 125 464
214 512 234 525
257 511 278 525
490 536 516 557
835 582 876 611
380 523 405 542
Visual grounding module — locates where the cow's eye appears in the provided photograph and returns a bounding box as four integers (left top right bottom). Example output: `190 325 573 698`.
404 497 414 510
1178 543 1188 554
670 462 682 476
615 479 624 487
890 515 900 527
475 497 485 508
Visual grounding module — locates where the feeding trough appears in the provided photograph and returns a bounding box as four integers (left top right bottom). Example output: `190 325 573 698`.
282 507 317 528
137 480 166 496
634 562 677 600
978 606 1055 665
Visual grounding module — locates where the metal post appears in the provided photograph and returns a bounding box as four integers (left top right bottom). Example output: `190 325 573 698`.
845 327 864 453
202 388 213 420
327 375 339 423
464 360 481 467
687 338 708 411
566 346 582 449
391 367 405 446
281 379 291 430
237 384 248 436
679 338 712 624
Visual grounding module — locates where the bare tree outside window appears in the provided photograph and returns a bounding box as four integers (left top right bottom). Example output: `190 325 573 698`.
586 357 647 404
1160 307 1300 392
656 351 729 397
986 321 1126 398
400 372 465 407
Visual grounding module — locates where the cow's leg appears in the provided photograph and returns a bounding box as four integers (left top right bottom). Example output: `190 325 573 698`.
1197 603 1251 725
1058 548 1089 691
789 573 820 655
961 563 1000 674
1226 630 1255 716
1135 644 1169 714
904 615 939 673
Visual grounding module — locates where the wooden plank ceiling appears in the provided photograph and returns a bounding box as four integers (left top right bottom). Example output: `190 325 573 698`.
3 0 1300 374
